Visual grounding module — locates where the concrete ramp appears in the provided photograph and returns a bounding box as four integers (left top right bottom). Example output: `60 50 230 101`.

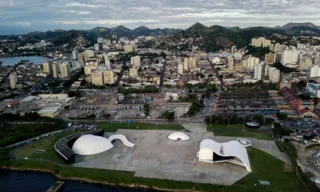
108 134 135 147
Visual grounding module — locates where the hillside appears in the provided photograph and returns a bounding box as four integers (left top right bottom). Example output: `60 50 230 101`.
282 22 319 29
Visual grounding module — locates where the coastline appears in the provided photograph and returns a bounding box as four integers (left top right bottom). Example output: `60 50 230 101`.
1 166 201 192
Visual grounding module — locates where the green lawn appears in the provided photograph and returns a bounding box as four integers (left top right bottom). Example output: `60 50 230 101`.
12 130 85 165
9 148 305 192
98 123 184 132
208 124 272 140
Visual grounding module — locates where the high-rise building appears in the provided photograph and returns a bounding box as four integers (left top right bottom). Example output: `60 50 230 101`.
129 67 138 79
281 49 299 65
251 37 271 47
43 62 52 74
105 56 112 70
227 56 234 70
183 58 189 71
52 62 60 78
274 43 282 53
103 71 115 85
189 58 197 69
269 44 275 52
78 53 86 63
91 71 104 85
265 53 275 64
254 63 263 80
61 63 71 78
124 44 135 53
231 45 237 54
72 49 78 60
94 43 100 51
9 72 17 89
310 66 320 78
84 50 94 61
131 56 141 68
268 67 280 83
244 55 260 69
178 63 184 74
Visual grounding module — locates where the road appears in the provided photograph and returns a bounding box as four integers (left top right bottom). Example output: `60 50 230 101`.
115 62 126 86
159 58 166 92
207 58 224 86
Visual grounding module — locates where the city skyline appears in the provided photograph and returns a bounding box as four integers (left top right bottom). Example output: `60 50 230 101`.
0 0 320 35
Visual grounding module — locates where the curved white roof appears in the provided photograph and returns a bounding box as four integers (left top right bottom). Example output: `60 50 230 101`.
168 132 190 141
108 134 135 147
72 134 113 155
199 139 251 172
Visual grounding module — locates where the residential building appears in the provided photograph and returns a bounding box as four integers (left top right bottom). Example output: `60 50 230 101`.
265 53 275 64
94 43 100 51
309 66 320 78
129 67 138 79
178 63 184 74
61 62 71 78
281 49 299 66
254 63 263 80
52 62 60 78
9 72 17 89
84 50 94 61
91 71 104 85
274 43 282 53
72 49 78 60
103 71 115 84
268 67 280 83
105 56 112 70
43 62 52 74
243 55 260 69
84 66 97 75
131 56 141 68
227 56 234 70
183 58 189 71
251 37 271 47
124 44 135 53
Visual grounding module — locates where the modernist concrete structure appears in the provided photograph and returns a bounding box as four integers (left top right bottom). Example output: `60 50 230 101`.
198 139 252 172
108 134 135 147
168 132 190 141
72 135 114 155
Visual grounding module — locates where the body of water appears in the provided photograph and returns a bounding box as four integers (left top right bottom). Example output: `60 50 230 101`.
0 170 156 192
0 56 49 65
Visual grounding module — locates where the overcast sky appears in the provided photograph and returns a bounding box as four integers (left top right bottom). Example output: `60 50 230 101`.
0 0 320 34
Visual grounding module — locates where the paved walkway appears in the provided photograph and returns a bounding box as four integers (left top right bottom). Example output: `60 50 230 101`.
213 136 290 164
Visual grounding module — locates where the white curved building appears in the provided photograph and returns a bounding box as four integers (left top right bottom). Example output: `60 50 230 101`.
198 139 251 172
108 134 135 147
168 132 190 141
72 134 114 155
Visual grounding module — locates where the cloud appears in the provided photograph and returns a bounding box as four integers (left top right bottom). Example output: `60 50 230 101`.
0 0 319 34
61 10 91 15
65 2 102 8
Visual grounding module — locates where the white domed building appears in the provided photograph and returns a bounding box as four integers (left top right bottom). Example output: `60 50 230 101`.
72 135 114 155
168 132 190 141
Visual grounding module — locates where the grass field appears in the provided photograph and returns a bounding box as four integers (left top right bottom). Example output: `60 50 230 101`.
98 123 185 132
208 124 272 140
13 130 85 165
9 148 305 192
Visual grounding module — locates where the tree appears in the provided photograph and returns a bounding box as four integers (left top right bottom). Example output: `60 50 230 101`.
144 104 150 116
205 116 211 124
163 111 175 120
